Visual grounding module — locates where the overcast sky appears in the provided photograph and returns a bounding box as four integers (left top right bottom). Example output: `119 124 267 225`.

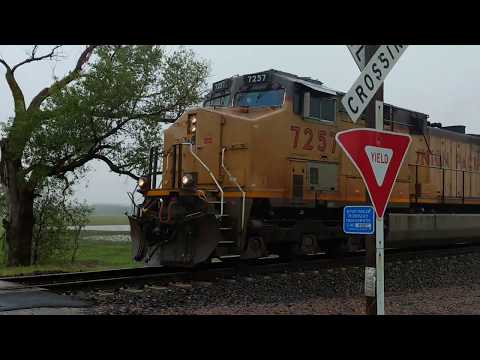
1 45 479 205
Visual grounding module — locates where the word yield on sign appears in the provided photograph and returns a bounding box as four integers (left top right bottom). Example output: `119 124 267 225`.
341 45 408 123
343 206 375 235
335 128 412 218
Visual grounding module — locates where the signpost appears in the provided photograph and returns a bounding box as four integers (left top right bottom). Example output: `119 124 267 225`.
340 45 410 315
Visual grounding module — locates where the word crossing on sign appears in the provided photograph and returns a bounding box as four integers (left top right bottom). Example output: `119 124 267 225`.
347 45 366 70
342 45 408 123
335 128 412 218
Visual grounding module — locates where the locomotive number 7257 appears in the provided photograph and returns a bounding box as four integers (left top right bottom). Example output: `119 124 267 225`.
290 125 336 153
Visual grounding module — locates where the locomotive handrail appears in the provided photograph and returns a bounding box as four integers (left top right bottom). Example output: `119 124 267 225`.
221 147 246 232
148 146 163 189
409 163 480 204
408 163 480 174
180 142 224 217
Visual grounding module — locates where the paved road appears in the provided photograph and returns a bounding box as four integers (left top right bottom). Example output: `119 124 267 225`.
0 280 89 315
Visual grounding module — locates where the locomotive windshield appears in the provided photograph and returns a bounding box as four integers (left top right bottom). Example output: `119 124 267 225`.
234 89 285 108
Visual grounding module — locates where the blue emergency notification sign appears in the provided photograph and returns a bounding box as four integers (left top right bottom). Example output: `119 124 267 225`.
343 206 375 235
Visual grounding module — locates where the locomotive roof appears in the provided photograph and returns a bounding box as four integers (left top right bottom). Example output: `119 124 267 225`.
267 69 430 119
207 69 478 138
212 68 429 120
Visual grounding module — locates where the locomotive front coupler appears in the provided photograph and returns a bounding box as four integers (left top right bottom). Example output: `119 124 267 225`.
156 193 209 224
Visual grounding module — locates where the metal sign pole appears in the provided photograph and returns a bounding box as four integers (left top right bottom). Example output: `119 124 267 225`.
343 44 409 316
375 100 385 315
364 45 384 315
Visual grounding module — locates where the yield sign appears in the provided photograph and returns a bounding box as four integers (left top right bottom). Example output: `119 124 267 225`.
335 128 412 218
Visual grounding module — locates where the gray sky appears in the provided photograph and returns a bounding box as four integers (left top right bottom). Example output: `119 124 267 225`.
1 45 479 205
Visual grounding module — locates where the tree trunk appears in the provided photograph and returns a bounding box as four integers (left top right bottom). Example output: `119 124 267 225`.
0 139 35 267
5 182 34 266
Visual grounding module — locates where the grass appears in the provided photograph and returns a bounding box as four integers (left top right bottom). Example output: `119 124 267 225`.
74 239 136 268
0 238 139 277
87 215 129 225
0 211 135 277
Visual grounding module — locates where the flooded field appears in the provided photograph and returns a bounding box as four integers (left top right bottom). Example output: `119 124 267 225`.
83 225 130 232
77 224 131 243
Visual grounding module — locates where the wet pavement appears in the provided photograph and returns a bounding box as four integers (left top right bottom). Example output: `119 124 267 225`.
0 280 89 315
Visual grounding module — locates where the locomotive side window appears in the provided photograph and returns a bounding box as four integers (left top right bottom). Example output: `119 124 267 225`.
309 167 319 185
307 92 336 122
308 162 338 192
234 89 285 108
204 95 231 107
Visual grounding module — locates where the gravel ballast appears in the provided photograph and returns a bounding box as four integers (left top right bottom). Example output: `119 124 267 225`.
82 252 480 315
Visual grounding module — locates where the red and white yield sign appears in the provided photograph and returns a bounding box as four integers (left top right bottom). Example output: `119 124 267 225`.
336 128 412 218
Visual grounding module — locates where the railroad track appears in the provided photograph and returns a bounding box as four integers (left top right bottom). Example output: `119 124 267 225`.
2 242 480 292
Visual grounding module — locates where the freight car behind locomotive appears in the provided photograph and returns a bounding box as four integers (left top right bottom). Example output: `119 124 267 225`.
128 69 480 267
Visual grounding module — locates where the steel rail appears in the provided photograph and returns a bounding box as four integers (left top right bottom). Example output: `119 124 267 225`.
2 243 480 292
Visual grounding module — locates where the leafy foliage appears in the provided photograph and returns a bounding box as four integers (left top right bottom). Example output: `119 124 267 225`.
20 45 209 188
0 45 209 266
31 178 93 264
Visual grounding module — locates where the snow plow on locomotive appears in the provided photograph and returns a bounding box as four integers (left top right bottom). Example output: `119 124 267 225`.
128 69 480 267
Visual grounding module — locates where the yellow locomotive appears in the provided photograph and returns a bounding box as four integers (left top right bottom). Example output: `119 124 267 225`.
128 69 480 267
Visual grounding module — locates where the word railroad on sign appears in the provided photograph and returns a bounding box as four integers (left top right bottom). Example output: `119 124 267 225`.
341 45 408 123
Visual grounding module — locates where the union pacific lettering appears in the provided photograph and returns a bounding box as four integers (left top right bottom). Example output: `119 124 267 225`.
415 149 479 170
415 151 443 167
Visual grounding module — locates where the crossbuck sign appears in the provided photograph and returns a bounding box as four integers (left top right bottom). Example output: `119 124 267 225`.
341 45 408 123
347 45 366 70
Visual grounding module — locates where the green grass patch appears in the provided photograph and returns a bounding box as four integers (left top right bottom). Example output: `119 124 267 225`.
87 215 129 225
0 238 139 277
74 239 136 268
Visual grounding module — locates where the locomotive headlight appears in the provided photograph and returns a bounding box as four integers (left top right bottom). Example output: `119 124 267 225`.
138 177 149 190
188 114 197 135
181 173 195 187
181 174 193 186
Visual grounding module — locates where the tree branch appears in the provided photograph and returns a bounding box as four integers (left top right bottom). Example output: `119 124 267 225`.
28 45 98 111
0 58 26 113
0 58 12 72
11 45 62 73
92 155 139 181
55 173 71 197
26 143 112 188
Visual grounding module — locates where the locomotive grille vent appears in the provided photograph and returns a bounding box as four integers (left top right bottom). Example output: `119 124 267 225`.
293 175 304 200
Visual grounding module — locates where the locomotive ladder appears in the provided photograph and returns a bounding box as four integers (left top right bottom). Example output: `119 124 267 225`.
221 147 246 232
181 142 225 217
